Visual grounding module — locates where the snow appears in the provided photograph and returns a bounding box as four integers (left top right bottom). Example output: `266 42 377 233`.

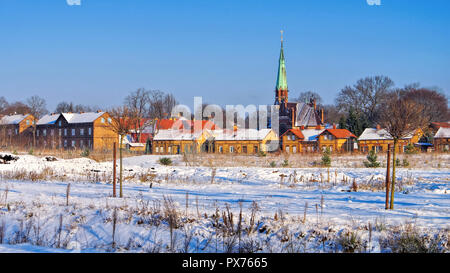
0 152 448 253
62 112 105 124
36 113 59 125
0 114 29 125
435 127 450 139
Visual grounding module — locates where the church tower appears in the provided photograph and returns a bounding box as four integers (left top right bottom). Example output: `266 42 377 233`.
275 31 288 106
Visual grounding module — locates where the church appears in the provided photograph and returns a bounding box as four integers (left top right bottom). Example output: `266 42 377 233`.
272 32 325 136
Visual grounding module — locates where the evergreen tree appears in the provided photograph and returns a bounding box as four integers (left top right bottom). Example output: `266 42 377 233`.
321 147 331 167
363 150 381 167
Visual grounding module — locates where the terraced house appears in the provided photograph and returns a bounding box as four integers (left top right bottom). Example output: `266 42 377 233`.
0 114 35 148
36 111 117 151
358 125 423 153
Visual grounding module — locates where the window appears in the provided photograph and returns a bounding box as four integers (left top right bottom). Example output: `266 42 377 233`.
43 129 47 136
80 140 84 148
88 140 91 148
80 128 84 136
108 118 112 123
51 129 54 136
101 118 105 123
64 129 67 136
88 127 92 135
254 146 258 153
15 129 18 135
285 146 289 153
26 120 30 125
72 140 76 148
219 146 223 153
160 146 164 153
168 146 172 154
242 146 247 153
72 129 76 136
58 120 62 127
37 130 40 137
59 129 62 136
293 146 297 153
64 140 67 147
230 146 234 153
155 147 159 153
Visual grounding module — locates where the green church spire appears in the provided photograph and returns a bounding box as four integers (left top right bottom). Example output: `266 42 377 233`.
276 31 288 92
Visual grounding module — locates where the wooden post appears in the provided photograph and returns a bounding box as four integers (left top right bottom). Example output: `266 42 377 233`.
113 142 116 198
385 144 391 210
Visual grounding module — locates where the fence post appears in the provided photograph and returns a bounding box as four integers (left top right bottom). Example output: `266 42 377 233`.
385 144 391 210
113 142 116 198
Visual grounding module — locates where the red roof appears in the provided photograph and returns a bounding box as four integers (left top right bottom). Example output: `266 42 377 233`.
320 129 356 139
431 122 450 129
281 129 305 139
156 119 218 131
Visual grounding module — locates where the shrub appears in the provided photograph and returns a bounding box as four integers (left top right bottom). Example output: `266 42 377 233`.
159 157 172 166
269 161 277 168
363 150 380 168
28 148 33 155
282 159 289 167
404 144 418 154
80 148 90 157
321 148 331 167
337 230 365 253
395 158 401 167
402 158 410 167
258 151 267 157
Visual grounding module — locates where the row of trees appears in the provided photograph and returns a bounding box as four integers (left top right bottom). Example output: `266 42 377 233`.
295 76 449 136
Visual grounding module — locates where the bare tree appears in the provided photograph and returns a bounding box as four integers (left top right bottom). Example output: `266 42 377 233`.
148 90 178 119
124 88 150 142
26 96 49 148
0 97 8 114
336 76 394 125
294 91 323 105
378 92 427 209
2 101 31 115
400 87 449 123
107 106 137 198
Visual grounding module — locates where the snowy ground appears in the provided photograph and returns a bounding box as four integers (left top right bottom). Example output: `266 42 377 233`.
0 153 448 253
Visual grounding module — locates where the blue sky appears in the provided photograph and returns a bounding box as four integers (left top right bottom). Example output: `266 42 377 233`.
0 0 449 111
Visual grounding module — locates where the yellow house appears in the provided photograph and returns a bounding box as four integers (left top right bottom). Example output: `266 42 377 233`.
358 126 423 153
152 129 212 155
317 128 356 152
212 129 278 154
281 128 323 153
0 114 36 148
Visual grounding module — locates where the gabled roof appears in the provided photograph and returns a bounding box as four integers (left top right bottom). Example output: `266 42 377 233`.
281 128 305 139
212 129 274 141
320 129 356 139
434 127 450 139
358 128 416 141
301 128 324 142
37 113 60 125
294 102 322 128
153 129 211 141
61 112 106 124
0 114 30 125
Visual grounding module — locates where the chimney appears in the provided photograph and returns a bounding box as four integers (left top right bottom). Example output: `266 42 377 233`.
321 109 324 124
300 125 305 130
313 99 316 110
333 123 336 129
291 110 295 128
376 124 381 131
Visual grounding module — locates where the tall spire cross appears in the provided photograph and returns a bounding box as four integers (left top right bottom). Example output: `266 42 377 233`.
280 30 284 43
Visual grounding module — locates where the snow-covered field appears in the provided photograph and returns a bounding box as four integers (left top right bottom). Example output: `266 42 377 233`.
0 153 448 253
